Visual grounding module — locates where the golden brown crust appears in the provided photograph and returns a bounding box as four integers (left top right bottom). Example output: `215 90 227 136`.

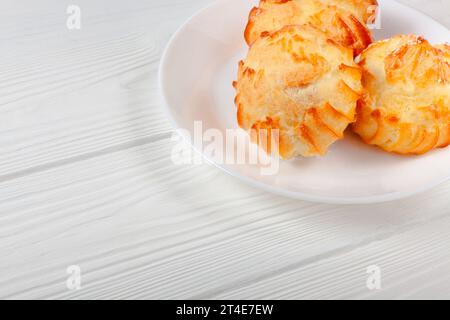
244 0 376 56
234 25 362 158
353 35 450 154
325 0 378 24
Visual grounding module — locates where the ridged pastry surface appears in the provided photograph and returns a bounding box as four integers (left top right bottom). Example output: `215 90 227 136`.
234 25 363 159
354 35 450 155
244 0 376 56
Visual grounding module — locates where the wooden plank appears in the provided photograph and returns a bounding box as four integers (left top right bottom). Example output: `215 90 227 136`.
212 215 450 300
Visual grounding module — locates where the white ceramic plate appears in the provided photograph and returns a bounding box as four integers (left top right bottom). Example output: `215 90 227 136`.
159 0 450 204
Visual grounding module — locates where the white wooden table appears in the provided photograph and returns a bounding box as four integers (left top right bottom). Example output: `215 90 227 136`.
1 0 449 300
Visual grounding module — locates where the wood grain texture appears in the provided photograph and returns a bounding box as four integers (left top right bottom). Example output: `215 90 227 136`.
0 0 449 300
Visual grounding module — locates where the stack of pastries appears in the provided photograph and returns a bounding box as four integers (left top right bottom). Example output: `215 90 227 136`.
234 0 450 158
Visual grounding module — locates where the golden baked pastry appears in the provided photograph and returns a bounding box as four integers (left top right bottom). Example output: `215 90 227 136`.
325 0 378 24
234 25 363 159
353 35 450 155
244 0 377 56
